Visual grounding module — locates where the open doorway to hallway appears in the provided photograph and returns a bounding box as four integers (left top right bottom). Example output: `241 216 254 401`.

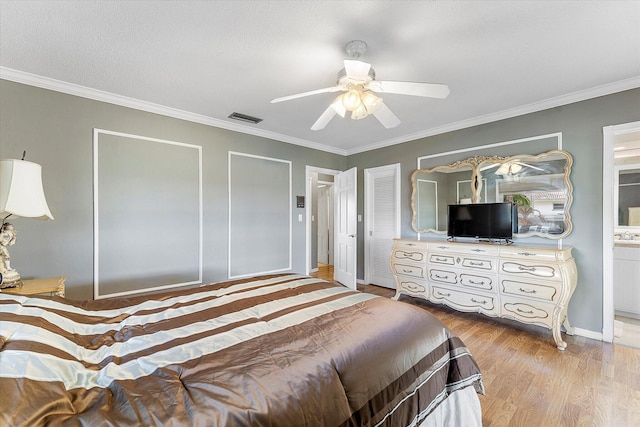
305 166 338 281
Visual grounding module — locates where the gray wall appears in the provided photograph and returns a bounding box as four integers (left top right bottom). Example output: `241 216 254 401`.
2 77 639 334
0 80 346 299
348 88 640 333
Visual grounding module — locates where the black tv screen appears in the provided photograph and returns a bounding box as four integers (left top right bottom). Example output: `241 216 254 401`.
447 203 517 240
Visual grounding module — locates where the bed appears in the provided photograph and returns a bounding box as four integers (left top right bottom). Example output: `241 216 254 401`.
0 274 484 426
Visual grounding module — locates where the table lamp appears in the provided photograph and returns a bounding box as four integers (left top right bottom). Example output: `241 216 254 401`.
0 158 53 289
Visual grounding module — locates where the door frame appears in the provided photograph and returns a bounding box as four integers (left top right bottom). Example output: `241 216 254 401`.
364 163 401 285
602 120 640 343
305 165 340 275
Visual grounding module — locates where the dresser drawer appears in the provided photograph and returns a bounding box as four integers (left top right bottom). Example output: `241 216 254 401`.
429 254 455 265
500 246 573 262
501 297 554 328
429 268 458 284
393 263 425 278
398 280 427 295
429 243 499 257
501 279 559 302
461 257 495 271
431 286 499 316
500 260 561 281
460 273 496 292
392 248 426 262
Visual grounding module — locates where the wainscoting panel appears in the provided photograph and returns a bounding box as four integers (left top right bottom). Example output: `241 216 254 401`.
93 129 202 299
228 152 291 278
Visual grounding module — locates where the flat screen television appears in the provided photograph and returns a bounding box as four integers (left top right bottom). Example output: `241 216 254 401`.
447 202 517 241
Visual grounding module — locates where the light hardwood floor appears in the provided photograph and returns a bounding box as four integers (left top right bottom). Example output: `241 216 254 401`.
311 265 640 427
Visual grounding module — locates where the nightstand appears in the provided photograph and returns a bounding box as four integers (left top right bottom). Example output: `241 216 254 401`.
2 276 66 297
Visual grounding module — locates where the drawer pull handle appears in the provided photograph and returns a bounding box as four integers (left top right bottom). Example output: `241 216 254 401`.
438 292 451 297
518 252 537 257
435 257 448 262
519 287 537 294
518 265 537 272
402 269 413 273
516 308 534 314
469 261 484 266
471 249 486 253
406 243 416 246
469 280 485 285
408 284 417 289
437 246 449 249
434 274 449 279
471 298 487 304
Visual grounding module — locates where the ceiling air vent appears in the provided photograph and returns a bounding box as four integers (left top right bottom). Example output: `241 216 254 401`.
228 112 263 124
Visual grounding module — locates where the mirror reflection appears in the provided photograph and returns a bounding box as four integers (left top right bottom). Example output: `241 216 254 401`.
616 165 640 227
412 164 473 232
411 150 574 239
477 151 572 237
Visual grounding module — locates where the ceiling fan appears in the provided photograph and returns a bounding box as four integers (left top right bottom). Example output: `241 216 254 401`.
482 160 547 176
270 40 450 130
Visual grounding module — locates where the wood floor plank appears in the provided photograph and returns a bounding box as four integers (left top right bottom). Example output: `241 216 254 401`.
309 268 640 426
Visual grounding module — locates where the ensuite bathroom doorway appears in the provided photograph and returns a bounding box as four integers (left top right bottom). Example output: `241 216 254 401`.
604 120 640 350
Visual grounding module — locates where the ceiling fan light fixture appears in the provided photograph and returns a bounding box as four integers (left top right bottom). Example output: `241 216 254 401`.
272 40 450 130
361 91 382 114
351 104 368 120
496 163 523 176
341 89 362 111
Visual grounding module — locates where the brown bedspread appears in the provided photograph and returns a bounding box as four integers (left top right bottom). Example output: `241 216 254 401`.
0 274 483 426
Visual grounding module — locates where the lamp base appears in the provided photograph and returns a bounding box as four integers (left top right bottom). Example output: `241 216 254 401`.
0 269 23 289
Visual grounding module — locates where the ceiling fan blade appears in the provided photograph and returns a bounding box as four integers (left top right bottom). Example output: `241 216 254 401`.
344 59 371 82
271 86 343 103
480 163 500 171
372 103 401 129
311 105 337 130
369 81 450 99
516 162 546 172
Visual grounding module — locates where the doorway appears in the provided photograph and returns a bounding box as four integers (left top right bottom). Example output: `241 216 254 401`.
305 166 339 280
603 121 640 349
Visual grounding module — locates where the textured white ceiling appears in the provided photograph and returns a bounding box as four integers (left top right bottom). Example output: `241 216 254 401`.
1 1 639 155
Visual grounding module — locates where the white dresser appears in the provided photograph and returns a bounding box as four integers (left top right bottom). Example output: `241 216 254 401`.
390 238 578 350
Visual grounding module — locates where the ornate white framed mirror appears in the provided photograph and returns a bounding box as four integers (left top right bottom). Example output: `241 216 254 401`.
411 149 574 239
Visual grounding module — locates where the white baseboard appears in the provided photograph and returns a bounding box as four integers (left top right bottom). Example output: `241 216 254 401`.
572 327 603 342
615 310 640 321
309 268 319 273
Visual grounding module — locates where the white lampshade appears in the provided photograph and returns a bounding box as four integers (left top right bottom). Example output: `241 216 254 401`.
0 159 53 220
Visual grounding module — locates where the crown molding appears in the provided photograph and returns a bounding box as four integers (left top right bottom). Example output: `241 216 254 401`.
2 66 637 157
347 75 640 155
0 67 348 156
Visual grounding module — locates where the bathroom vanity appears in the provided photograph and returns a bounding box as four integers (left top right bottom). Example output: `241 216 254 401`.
613 240 640 319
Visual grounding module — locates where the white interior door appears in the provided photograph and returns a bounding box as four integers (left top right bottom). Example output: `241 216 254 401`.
334 167 357 289
365 164 400 288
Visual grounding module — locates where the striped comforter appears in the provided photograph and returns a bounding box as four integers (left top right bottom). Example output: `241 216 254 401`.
0 274 483 426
